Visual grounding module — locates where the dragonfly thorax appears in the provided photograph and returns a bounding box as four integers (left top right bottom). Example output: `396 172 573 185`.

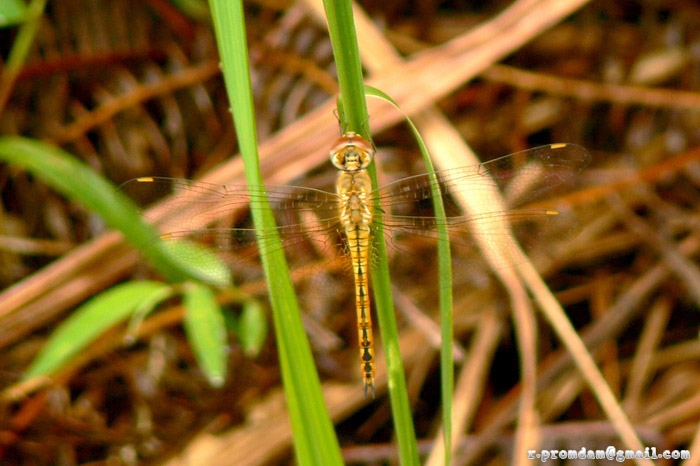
329 132 374 172
336 171 374 226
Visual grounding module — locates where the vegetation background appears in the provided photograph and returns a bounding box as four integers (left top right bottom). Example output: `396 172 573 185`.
1 0 699 464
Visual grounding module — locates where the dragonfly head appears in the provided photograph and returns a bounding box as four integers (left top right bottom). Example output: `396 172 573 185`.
329 132 375 172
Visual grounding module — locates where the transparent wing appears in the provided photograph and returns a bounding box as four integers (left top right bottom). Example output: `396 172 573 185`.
120 177 340 231
120 177 345 284
372 144 590 270
374 143 589 212
120 143 590 283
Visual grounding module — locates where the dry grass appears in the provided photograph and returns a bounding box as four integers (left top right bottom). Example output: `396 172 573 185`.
1 0 700 464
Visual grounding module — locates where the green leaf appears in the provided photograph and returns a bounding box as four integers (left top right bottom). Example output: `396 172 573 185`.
123 285 176 345
323 0 369 137
239 299 268 356
183 283 228 388
209 0 343 464
365 84 454 465
159 239 232 287
169 0 210 21
0 0 27 27
24 281 170 378
0 136 209 284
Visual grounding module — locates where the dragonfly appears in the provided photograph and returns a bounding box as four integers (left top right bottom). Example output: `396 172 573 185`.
121 134 590 397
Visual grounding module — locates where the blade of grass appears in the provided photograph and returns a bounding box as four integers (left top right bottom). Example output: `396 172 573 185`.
364 85 455 465
323 1 419 464
183 282 228 388
0 0 47 112
0 0 28 27
340 85 457 466
24 281 170 378
2 136 238 390
207 1 343 464
0 137 216 284
238 299 269 357
322 2 368 135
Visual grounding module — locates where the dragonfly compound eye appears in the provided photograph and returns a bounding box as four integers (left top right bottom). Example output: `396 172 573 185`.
329 132 375 171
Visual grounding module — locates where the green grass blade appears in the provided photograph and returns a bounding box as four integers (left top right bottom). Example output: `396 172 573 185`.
0 138 236 388
0 0 28 27
183 282 228 388
24 281 170 378
411 124 453 465
207 1 343 464
168 0 210 21
158 239 232 287
238 299 268 357
365 85 455 463
124 285 177 344
0 137 228 285
0 0 47 110
322 0 369 135
323 2 420 464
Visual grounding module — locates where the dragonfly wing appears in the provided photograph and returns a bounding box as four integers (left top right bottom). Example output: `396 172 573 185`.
120 177 340 230
382 209 579 269
374 144 590 271
373 143 590 213
120 177 345 286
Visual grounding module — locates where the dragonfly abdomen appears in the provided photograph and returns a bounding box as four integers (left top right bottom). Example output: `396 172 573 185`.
346 222 375 398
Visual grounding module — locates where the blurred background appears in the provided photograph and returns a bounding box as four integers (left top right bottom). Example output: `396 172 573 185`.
1 0 699 464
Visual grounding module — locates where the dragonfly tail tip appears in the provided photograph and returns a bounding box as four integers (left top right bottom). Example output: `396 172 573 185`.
363 380 376 399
